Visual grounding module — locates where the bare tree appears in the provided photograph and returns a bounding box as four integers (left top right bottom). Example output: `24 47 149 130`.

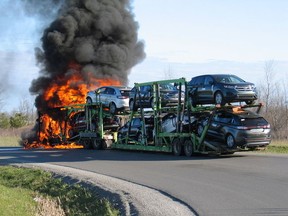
17 96 36 125
0 86 5 112
262 60 277 113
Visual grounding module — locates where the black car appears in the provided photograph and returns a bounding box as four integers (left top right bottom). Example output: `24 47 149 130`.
187 74 257 106
129 84 184 111
68 111 119 137
198 108 271 149
117 117 154 143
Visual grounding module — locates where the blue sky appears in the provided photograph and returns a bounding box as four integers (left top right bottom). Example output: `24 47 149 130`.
0 0 287 111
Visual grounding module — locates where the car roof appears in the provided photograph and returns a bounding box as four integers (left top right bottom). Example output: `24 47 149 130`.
221 108 262 119
97 86 131 90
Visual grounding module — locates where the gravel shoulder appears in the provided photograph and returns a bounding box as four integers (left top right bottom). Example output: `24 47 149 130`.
13 162 195 216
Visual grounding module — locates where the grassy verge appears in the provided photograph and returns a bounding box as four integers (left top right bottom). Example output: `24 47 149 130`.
0 166 119 216
264 140 288 154
0 136 21 147
0 184 37 216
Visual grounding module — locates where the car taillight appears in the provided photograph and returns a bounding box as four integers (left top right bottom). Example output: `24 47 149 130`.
117 96 128 99
263 124 270 129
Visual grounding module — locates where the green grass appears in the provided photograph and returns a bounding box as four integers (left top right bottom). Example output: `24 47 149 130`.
0 166 119 216
0 184 37 216
264 140 288 154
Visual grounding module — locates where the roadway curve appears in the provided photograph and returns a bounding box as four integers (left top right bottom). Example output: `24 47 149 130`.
1 148 288 216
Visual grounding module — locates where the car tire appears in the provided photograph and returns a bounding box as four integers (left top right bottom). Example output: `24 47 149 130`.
183 139 194 157
226 134 236 149
109 102 117 114
150 98 155 109
172 138 183 156
86 97 93 104
197 123 204 136
117 133 125 144
245 100 255 105
129 99 138 111
136 132 143 143
92 138 102 150
214 91 225 106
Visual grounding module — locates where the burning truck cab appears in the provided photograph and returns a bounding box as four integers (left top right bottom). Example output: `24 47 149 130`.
23 103 121 150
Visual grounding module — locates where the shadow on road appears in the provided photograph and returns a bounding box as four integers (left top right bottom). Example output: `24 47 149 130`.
0 146 246 165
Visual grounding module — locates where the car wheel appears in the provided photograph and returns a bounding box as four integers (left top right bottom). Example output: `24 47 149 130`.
86 97 93 104
109 102 117 114
214 91 225 106
117 133 125 144
136 132 143 143
183 139 194 157
226 134 236 148
190 97 197 108
197 123 204 136
129 99 138 111
245 100 255 105
172 138 183 156
150 98 155 109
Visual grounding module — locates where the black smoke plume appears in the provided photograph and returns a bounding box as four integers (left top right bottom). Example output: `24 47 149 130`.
30 0 145 113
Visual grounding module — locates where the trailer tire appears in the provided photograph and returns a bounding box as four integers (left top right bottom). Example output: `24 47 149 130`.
80 140 92 149
92 139 102 150
184 139 194 157
172 138 183 156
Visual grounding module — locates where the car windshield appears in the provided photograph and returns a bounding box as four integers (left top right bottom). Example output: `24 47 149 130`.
240 117 268 127
120 90 130 96
159 84 177 90
215 75 245 84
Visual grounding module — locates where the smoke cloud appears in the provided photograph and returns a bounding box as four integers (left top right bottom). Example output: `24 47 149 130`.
29 0 146 113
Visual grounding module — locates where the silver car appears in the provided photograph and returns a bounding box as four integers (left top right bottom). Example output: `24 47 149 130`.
86 86 131 114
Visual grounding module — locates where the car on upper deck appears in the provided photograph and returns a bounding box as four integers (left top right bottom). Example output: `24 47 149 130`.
129 83 184 111
86 86 131 114
187 74 257 107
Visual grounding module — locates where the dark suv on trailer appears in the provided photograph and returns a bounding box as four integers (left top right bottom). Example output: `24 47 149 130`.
187 74 257 106
129 84 184 111
198 107 271 149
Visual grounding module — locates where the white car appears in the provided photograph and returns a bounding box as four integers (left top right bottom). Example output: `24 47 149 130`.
86 86 131 114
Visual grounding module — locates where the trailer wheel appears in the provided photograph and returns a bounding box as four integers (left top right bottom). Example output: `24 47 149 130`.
172 138 183 156
92 139 102 150
184 139 194 157
81 140 92 149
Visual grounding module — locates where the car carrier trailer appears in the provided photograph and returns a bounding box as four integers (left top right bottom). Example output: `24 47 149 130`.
112 78 247 156
52 78 266 156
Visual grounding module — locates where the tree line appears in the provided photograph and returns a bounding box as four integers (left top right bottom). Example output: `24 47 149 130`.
0 60 286 139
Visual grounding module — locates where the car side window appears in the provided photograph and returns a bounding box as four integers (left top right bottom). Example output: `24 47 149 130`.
107 88 116 95
204 76 213 85
98 87 106 94
132 118 141 126
196 76 205 86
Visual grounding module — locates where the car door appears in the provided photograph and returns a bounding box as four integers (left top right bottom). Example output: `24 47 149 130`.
105 87 116 107
193 76 206 102
202 76 214 103
96 87 107 105
209 111 230 141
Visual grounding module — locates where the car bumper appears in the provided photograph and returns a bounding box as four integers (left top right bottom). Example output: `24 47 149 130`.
224 91 257 102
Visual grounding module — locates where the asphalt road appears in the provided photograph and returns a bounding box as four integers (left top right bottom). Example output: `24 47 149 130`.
1 147 288 216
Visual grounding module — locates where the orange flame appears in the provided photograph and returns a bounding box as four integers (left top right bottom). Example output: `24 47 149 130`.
25 61 122 149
